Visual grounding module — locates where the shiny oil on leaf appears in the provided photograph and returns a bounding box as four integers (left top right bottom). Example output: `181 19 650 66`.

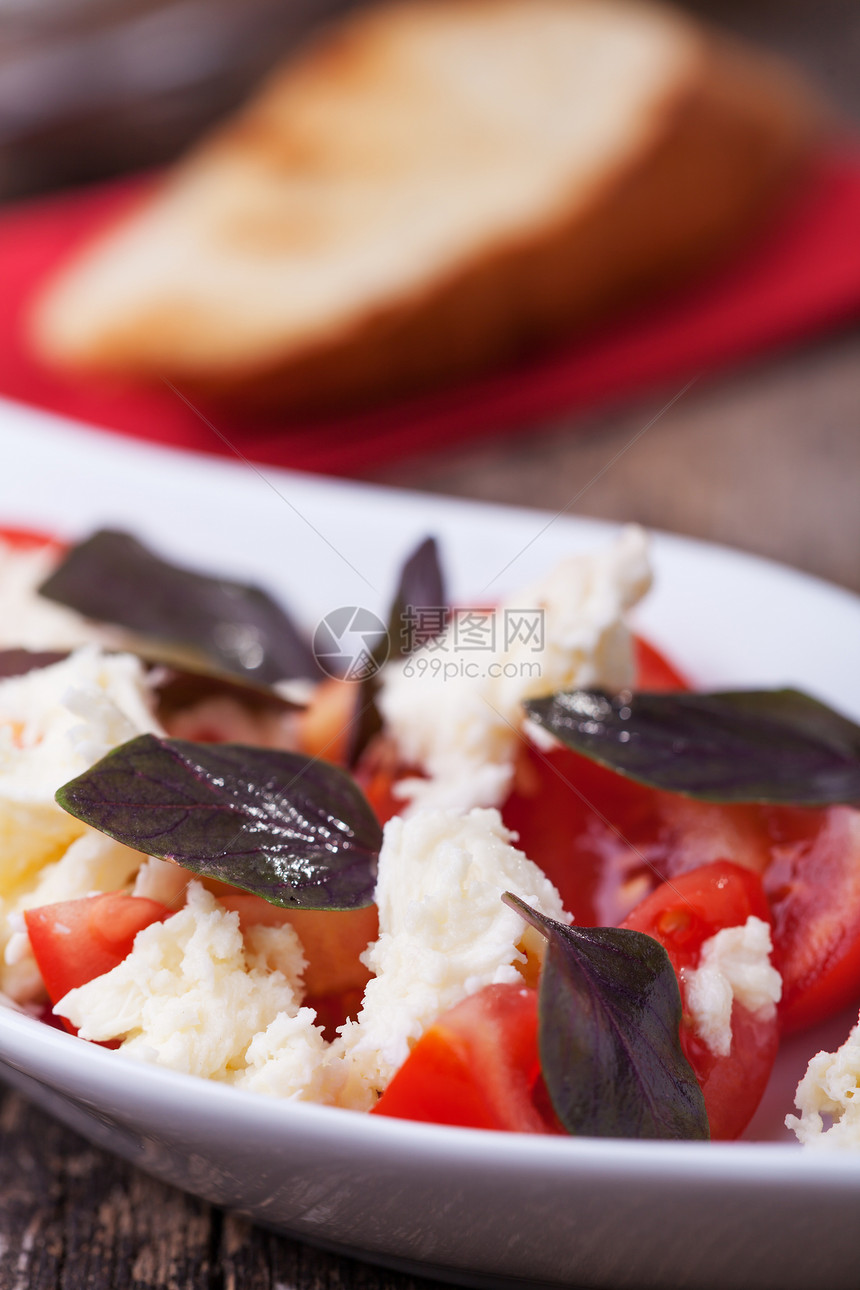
55 735 381 910
524 688 860 806
38 529 317 684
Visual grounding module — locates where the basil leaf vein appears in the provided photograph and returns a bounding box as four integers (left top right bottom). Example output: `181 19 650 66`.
56 735 381 910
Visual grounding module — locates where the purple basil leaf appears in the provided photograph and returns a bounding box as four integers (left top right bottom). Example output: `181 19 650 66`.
0 650 299 725
0 648 69 679
345 679 384 771
387 535 447 661
504 895 709 1140
524 688 860 806
347 535 447 768
152 666 302 722
56 735 381 910
38 529 317 684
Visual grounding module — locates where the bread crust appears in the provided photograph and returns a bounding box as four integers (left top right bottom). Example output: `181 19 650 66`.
202 38 818 413
31 1 821 414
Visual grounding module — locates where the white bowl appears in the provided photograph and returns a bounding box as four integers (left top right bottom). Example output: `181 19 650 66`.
1 397 859 1290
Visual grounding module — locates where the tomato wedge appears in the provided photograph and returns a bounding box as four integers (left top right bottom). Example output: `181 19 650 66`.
297 677 355 765
372 983 559 1133
633 635 690 692
356 762 402 827
213 888 377 999
620 860 772 973
0 525 64 554
503 741 661 926
621 862 779 1139
375 867 777 1139
502 637 692 925
763 804 860 1034
25 892 172 1031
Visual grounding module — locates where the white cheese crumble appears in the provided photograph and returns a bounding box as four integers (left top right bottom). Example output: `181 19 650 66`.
12 829 144 912
786 1013 860 1148
55 882 333 1096
683 916 782 1057
0 537 103 651
334 807 568 1109
132 855 193 906
0 646 161 899
377 525 651 812
237 1009 339 1103
1 829 146 1001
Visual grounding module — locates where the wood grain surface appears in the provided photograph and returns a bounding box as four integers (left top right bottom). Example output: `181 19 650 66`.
1 3 858 1288
370 327 860 596
0 1091 447 1290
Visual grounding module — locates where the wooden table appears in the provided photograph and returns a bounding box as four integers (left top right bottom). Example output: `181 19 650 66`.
2 2 859 1287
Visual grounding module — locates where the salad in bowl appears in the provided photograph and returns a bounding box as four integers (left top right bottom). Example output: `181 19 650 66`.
1 519 859 1150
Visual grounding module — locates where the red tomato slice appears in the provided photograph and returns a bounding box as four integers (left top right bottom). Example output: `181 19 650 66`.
213 888 376 998
305 987 367 1042
637 800 860 1035
25 893 172 1032
357 763 402 827
633 635 690 692
503 742 778 925
763 804 860 1034
372 983 560 1133
621 862 778 1139
507 744 860 1040
297 678 355 765
620 860 772 974
0 525 64 554
503 741 661 926
500 639 688 925
680 1002 779 1141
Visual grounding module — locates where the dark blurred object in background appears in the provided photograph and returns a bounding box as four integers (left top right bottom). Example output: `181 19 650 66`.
0 0 359 199
1 0 857 204
685 1 860 122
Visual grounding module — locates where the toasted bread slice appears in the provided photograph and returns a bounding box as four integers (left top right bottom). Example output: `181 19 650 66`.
32 0 820 412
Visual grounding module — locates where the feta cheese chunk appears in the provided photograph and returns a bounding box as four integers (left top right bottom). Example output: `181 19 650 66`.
0 647 161 898
237 1009 340 1102
15 829 144 910
787 1013 860 1148
1 828 146 1001
132 855 194 907
55 883 308 1083
335 807 567 1108
378 526 651 812
683 916 782 1057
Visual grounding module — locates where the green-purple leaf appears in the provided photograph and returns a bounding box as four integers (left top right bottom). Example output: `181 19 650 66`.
0 649 301 724
55 735 381 910
524 688 860 806
347 535 447 768
38 529 317 684
504 895 709 1140
387 536 446 661
152 666 301 722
